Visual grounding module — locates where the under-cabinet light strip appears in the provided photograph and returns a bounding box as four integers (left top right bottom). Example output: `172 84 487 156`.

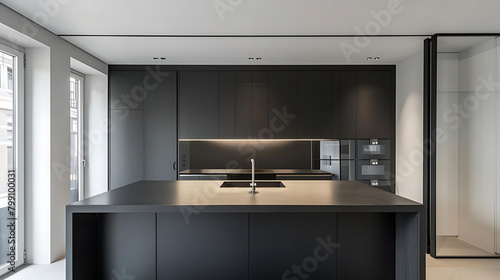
179 139 337 142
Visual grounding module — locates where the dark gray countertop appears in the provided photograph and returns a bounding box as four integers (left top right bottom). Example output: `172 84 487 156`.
67 180 423 213
180 169 332 175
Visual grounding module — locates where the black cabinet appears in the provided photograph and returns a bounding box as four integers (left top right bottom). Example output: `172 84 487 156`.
100 213 156 280
143 71 177 180
268 71 298 138
338 213 395 280
218 71 254 139
250 213 338 280
109 70 145 110
235 71 252 138
179 71 219 139
298 71 332 139
112 67 394 142
339 70 393 139
251 72 269 137
109 70 178 188
157 213 248 279
331 71 341 138
340 71 357 139
356 71 392 139
219 71 236 138
178 69 392 140
219 71 270 139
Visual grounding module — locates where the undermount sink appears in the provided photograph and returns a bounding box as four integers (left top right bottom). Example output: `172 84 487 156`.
220 181 286 188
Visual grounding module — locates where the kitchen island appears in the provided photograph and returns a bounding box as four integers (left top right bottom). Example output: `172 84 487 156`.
66 180 424 280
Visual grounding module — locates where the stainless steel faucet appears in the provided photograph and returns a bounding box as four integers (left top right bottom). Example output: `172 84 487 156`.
250 158 258 194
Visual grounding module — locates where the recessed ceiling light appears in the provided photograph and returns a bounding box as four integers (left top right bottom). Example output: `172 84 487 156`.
248 57 254 60
374 57 381 60
161 57 166 60
256 57 262 60
367 57 372 60
153 57 159 60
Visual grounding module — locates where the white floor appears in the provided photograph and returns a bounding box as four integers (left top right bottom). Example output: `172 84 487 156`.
1 260 65 280
2 256 500 279
436 236 496 256
427 255 500 279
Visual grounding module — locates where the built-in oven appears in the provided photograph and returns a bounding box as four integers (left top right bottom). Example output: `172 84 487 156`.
357 139 391 160
356 159 391 181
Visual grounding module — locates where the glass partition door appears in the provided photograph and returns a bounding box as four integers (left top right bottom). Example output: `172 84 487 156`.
433 36 500 257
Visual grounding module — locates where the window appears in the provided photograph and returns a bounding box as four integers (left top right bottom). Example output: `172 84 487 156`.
70 72 84 203
0 44 24 275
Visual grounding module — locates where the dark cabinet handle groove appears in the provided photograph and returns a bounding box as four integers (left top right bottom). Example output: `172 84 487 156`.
173 162 177 170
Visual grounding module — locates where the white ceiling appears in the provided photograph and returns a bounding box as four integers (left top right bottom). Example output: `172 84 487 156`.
60 36 426 65
1 0 499 64
437 36 496 53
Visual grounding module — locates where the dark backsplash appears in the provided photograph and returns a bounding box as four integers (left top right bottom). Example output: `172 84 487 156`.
179 141 314 171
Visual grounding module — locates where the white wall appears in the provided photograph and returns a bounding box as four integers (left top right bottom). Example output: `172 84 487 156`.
457 39 497 253
24 46 51 264
436 53 459 236
395 51 423 203
84 74 108 198
0 4 107 263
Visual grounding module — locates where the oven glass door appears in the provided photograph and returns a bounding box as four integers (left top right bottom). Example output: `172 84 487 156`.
356 159 391 180
357 139 391 159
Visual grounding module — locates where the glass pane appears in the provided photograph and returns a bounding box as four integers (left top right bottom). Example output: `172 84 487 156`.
70 75 83 203
0 51 15 268
435 36 500 257
7 68 12 91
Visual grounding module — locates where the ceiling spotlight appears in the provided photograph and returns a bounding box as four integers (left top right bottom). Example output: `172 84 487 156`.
248 57 254 60
367 57 372 60
256 57 262 60
374 57 380 60
161 57 166 60
153 57 159 60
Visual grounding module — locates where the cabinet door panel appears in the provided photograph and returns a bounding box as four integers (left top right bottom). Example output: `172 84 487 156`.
157 213 248 279
268 71 298 138
250 213 338 280
144 71 177 180
100 213 156 280
251 71 269 137
331 71 341 138
340 71 357 139
298 71 332 138
219 71 236 138
338 213 395 280
356 71 392 138
110 110 144 189
109 71 145 110
179 71 219 139
235 71 252 138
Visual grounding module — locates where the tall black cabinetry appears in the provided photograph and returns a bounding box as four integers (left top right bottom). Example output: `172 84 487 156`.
109 69 177 189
